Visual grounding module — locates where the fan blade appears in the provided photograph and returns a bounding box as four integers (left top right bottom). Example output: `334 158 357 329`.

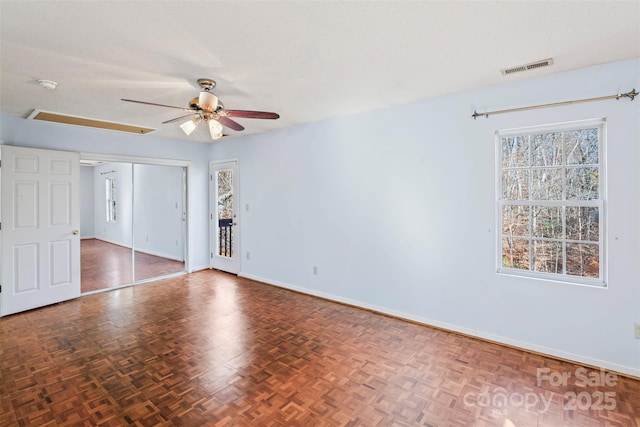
121 98 193 111
216 116 245 131
162 113 199 124
220 110 280 119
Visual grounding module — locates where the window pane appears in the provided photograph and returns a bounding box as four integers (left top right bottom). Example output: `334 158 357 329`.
216 169 234 257
531 168 562 200
531 132 562 167
566 207 599 241
502 205 529 236
532 240 563 274
502 136 529 168
217 169 233 219
502 238 530 270
502 170 529 200
565 128 598 165
566 167 599 200
532 206 562 239
498 122 604 284
566 243 599 278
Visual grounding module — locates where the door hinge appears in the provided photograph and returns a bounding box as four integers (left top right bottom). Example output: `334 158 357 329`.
210 252 213 258
210 174 213 181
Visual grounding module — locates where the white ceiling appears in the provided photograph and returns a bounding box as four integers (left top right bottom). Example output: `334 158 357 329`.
1 1 639 143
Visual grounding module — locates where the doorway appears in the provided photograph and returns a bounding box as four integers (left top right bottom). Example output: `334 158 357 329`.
80 157 189 293
210 160 238 274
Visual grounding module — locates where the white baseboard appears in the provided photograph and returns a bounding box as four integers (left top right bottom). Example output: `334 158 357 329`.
90 238 183 262
93 237 132 249
238 272 640 379
134 247 183 262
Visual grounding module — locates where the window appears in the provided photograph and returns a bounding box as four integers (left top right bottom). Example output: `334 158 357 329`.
497 119 605 286
105 178 117 222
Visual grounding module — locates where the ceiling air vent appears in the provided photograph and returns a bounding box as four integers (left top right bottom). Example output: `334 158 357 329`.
27 110 156 135
501 58 553 75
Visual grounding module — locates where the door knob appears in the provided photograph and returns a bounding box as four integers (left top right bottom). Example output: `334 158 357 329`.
72 230 79 235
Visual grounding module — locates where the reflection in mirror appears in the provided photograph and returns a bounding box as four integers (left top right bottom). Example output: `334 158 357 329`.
105 177 117 222
80 161 187 294
133 164 186 281
81 162 134 293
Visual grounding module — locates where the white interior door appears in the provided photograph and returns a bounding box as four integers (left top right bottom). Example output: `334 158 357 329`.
1 146 80 316
210 160 238 274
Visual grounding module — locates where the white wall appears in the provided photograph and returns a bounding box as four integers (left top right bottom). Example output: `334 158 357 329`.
93 162 133 247
0 116 212 272
210 58 640 376
133 164 184 260
79 165 95 238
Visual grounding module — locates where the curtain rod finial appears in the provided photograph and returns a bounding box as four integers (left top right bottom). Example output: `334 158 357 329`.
618 89 638 101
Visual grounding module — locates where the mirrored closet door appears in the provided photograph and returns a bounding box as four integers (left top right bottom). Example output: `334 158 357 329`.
80 162 134 293
133 164 186 282
80 160 186 294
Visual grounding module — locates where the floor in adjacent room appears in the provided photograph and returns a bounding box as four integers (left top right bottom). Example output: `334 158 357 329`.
1 270 638 426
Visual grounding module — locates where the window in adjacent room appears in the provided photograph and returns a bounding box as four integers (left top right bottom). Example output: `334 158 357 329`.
497 119 605 286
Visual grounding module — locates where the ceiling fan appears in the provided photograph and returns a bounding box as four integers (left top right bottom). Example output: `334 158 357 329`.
121 78 279 140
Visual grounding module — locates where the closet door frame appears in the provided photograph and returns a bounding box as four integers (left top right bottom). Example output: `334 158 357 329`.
80 152 191 276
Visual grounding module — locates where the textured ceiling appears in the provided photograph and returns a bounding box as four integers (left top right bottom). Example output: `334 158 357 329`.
1 1 639 143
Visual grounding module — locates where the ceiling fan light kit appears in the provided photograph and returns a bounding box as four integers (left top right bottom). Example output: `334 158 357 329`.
179 116 202 136
121 78 279 141
208 118 224 140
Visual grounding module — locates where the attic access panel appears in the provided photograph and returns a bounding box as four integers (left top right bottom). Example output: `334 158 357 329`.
27 110 156 135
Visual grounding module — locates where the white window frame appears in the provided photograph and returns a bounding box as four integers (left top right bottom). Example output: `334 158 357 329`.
105 177 116 223
496 118 606 287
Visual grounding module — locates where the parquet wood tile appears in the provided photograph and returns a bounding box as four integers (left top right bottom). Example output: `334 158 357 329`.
1 270 639 426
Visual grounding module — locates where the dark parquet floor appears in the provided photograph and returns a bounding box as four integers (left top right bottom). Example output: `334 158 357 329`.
1 270 638 426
